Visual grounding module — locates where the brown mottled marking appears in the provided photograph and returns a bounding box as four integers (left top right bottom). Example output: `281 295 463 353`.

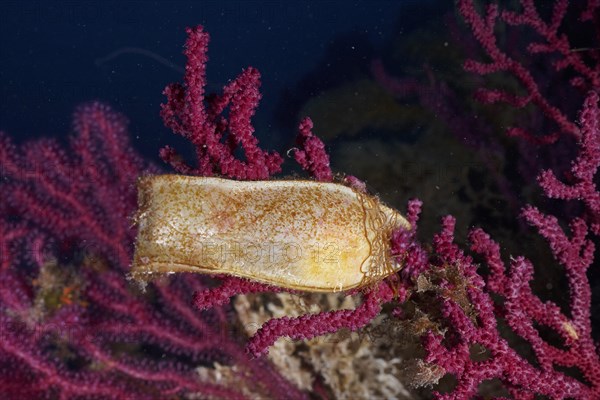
131 175 410 292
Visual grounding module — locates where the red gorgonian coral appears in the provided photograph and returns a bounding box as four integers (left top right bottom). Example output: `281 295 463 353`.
154 14 600 399
0 102 307 399
420 92 600 399
2 1 599 396
157 25 423 358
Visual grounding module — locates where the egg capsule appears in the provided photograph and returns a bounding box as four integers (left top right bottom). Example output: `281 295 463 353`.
130 175 410 292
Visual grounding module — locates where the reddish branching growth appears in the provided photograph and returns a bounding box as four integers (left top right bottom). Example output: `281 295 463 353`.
0 103 304 399
422 92 600 398
537 91 600 233
246 278 397 357
390 199 429 280
159 25 415 357
458 0 599 142
1 103 147 269
159 26 284 180
194 276 285 311
159 26 335 182
0 216 27 272
291 117 333 182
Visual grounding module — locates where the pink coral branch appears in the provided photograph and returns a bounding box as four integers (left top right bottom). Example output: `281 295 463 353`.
458 0 599 141
390 199 429 280
0 219 28 271
423 215 599 399
0 103 149 270
246 279 396 357
193 276 284 311
538 91 600 233
0 101 306 399
161 26 415 362
159 26 283 180
423 91 600 398
291 117 333 182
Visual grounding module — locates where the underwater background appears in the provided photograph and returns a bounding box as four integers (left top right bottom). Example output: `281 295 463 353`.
1 1 598 399
1 1 434 154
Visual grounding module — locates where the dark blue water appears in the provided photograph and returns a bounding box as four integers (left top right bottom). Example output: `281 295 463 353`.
0 0 442 159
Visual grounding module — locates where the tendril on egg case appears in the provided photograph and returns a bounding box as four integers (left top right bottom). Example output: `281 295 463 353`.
131 175 410 292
